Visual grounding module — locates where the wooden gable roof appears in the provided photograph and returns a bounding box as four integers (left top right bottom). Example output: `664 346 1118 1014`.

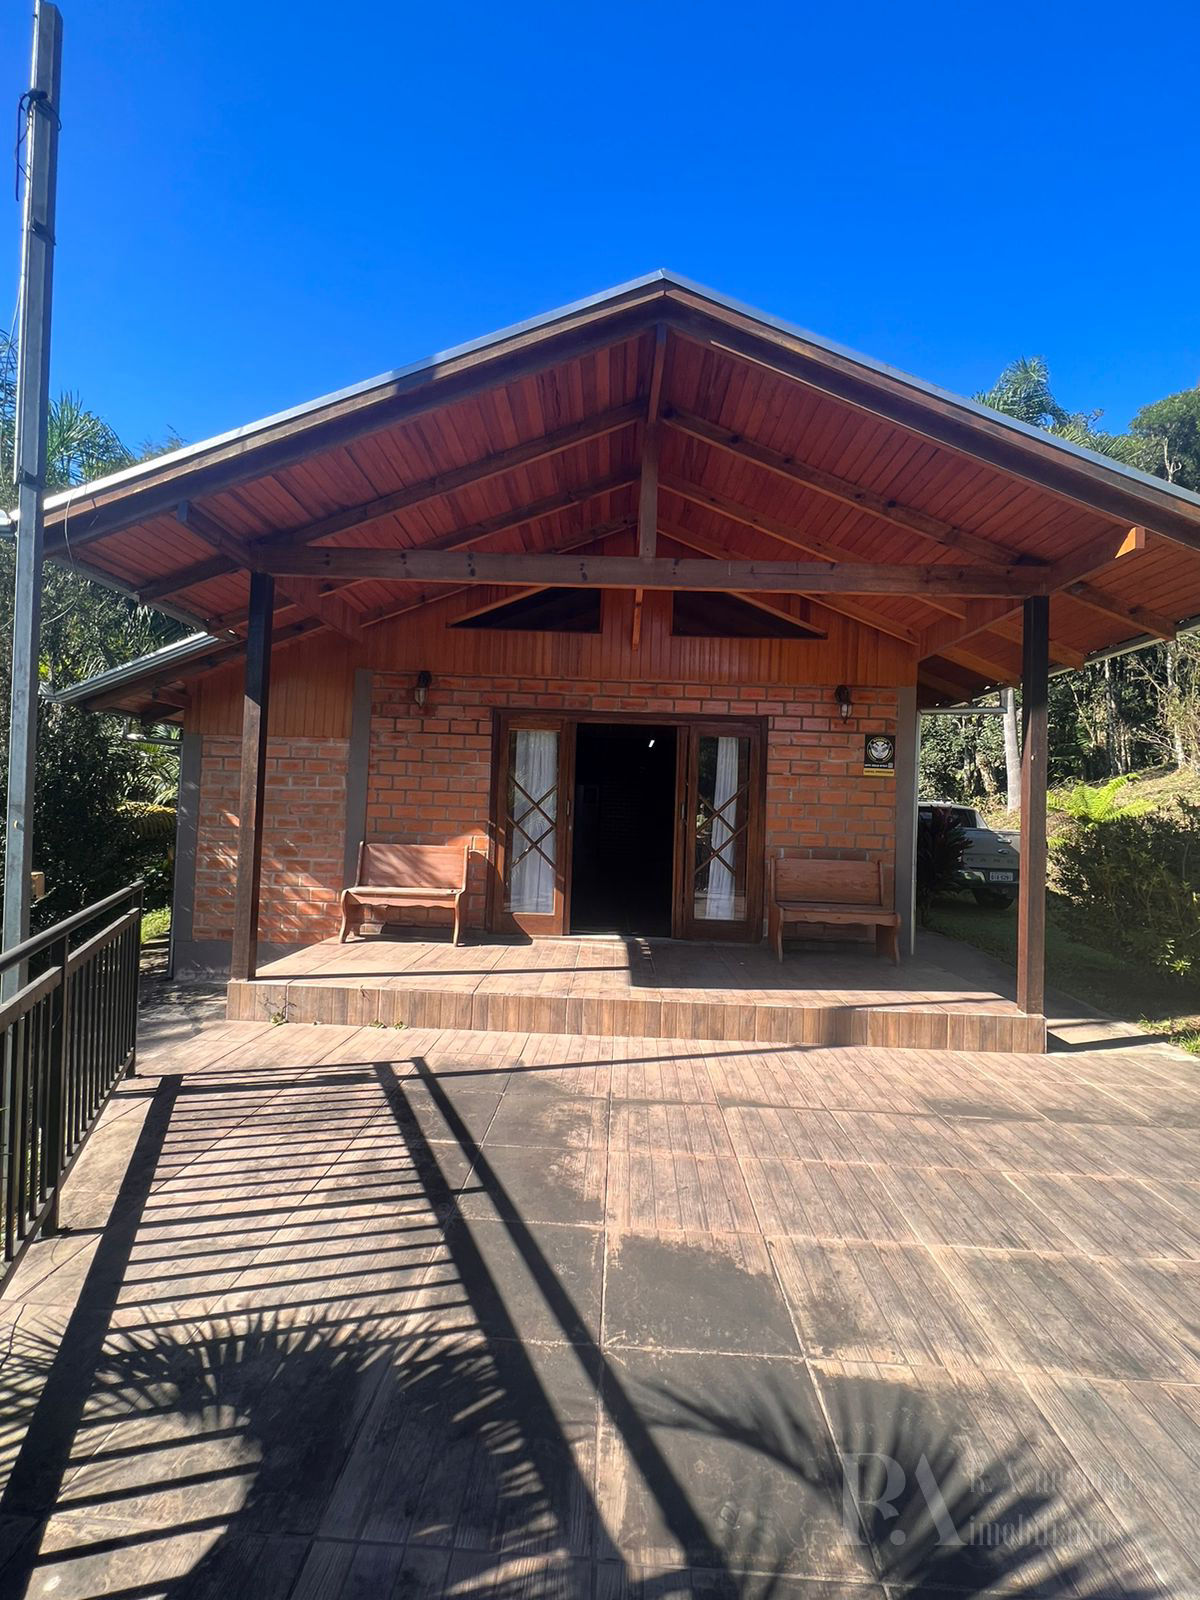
47 271 1200 717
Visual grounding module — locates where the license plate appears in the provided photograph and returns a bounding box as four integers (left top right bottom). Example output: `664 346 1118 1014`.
989 871 1014 883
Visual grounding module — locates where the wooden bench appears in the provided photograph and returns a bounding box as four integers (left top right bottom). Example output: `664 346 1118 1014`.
339 843 470 945
768 857 900 964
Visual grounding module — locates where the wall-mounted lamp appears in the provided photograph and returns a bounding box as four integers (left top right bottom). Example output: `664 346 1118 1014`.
834 684 853 722
413 669 433 713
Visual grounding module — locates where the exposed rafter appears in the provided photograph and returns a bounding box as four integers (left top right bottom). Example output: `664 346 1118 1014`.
663 407 1029 565
659 523 918 646
173 502 363 641
661 476 965 621
141 472 637 604
1063 579 1176 642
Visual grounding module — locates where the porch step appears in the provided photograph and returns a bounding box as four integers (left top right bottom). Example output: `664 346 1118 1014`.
226 974 1046 1054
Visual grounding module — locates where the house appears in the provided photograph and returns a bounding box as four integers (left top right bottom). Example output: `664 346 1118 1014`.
52 273 1200 1050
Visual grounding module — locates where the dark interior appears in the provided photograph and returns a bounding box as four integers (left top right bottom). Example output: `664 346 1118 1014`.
570 723 677 935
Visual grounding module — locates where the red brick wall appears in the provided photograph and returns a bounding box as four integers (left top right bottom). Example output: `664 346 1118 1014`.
191 676 898 947
364 674 897 936
193 735 349 944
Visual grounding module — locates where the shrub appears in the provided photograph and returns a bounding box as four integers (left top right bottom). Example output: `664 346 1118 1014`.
1054 803 1200 978
916 807 969 924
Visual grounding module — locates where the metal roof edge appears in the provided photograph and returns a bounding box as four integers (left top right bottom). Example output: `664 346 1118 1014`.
42 267 1200 528
51 632 224 706
43 271 675 517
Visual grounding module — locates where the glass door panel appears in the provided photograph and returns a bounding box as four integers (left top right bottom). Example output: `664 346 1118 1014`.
495 718 572 934
693 733 750 922
506 728 559 916
680 723 763 941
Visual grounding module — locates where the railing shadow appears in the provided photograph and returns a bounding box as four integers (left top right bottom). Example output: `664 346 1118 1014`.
0 1044 1178 1597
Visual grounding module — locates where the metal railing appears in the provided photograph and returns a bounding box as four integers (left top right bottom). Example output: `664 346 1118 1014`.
1 882 143 1291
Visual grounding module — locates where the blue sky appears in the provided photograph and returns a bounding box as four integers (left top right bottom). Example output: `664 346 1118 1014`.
3 0 1197 453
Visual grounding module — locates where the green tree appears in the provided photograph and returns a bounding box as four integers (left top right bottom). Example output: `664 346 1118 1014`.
1130 387 1200 490
0 333 185 923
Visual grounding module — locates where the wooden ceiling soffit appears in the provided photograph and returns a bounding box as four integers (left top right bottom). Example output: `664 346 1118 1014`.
920 600 1084 672
142 471 637 605
172 502 363 640
660 522 918 646
919 663 983 702
663 308 1200 552
1062 580 1176 641
663 408 1028 566
265 546 1046 596
985 611 1086 671
43 299 668 553
661 475 964 622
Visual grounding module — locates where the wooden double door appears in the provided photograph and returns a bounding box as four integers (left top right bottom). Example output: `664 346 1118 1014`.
492 713 765 941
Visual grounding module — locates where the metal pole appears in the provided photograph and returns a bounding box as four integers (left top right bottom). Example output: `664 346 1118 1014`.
2 4 62 993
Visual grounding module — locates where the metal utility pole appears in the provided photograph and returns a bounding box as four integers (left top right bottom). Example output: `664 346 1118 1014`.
3 3 62 986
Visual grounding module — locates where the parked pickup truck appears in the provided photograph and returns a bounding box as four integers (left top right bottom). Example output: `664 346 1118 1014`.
918 801 1020 909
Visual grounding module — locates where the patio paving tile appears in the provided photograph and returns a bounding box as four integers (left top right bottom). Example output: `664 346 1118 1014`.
3 1017 1199 1596
595 1348 870 1585
603 1231 798 1356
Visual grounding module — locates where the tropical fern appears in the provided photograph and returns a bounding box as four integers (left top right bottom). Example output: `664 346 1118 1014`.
1049 775 1152 826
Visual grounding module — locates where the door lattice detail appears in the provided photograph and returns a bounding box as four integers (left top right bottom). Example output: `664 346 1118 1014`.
510 779 558 872
694 783 749 884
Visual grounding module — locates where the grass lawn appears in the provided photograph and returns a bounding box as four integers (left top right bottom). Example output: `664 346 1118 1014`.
140 906 170 943
925 890 1200 1052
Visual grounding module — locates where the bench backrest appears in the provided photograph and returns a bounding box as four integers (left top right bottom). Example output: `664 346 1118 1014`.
771 856 886 907
357 842 468 890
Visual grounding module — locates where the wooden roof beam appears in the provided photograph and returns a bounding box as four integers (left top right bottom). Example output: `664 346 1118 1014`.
353 517 636 632
264 545 1047 596
661 477 966 620
634 325 668 637
663 407 1029 566
660 523 916 645
173 502 363 641
142 471 637 604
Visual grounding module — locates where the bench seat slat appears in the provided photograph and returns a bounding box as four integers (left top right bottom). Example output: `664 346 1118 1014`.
340 842 470 945
769 857 900 965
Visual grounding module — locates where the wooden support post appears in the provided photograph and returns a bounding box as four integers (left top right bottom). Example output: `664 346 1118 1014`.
1016 595 1049 1017
230 573 274 982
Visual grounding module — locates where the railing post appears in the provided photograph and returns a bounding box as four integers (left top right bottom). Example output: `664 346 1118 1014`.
43 930 69 1234
127 885 142 1078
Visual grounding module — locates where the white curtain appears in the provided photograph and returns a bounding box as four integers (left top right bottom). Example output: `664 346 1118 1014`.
509 729 557 914
704 735 739 920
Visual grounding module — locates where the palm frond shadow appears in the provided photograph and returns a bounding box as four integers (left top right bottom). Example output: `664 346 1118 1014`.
11 1310 596 1599
645 1370 1167 1599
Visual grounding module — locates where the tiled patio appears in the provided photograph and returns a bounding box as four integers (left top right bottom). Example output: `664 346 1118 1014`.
1 1015 1199 1596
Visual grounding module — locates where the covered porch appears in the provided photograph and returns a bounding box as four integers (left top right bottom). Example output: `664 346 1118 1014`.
228 931 1048 1053
49 273 1200 1050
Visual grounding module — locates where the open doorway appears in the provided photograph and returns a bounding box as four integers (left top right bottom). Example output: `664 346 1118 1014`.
570 723 677 935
